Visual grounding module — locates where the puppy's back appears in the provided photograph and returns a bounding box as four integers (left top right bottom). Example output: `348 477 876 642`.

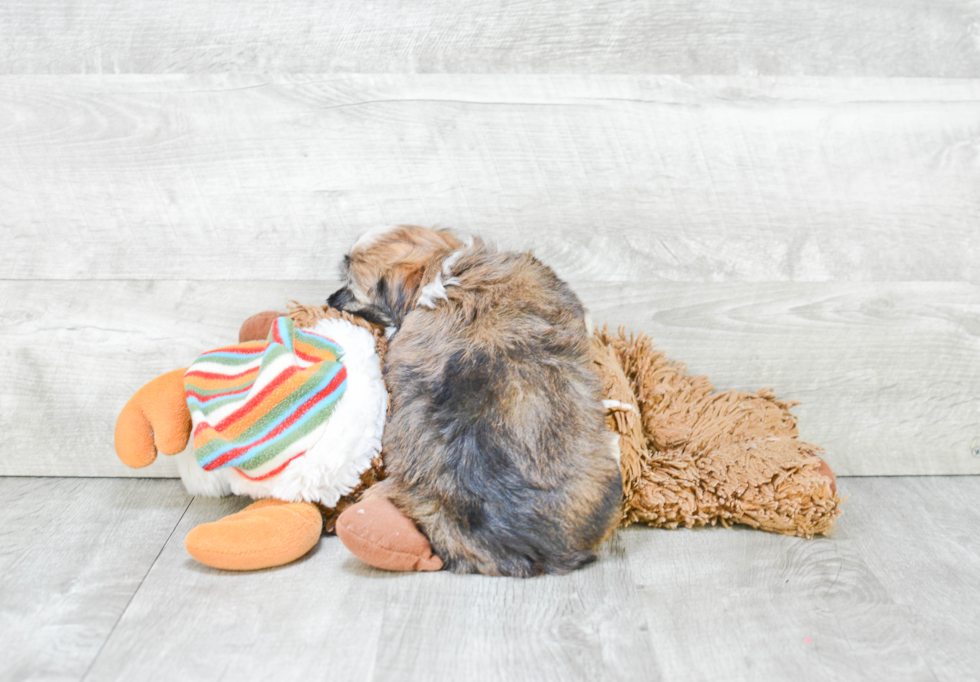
380 249 623 576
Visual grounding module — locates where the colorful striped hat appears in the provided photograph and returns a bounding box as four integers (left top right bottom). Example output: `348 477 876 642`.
184 317 348 482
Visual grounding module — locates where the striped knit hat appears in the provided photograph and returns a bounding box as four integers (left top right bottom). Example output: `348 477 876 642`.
184 317 348 482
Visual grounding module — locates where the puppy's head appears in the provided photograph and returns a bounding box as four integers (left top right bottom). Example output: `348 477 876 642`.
328 225 464 331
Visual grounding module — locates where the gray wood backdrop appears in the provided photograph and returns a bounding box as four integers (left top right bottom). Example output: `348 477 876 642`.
1 1 978 478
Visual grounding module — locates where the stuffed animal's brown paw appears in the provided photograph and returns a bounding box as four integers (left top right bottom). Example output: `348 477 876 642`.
239 311 285 343
336 497 443 572
815 456 837 494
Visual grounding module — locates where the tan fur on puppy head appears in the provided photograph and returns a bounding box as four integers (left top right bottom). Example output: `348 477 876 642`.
329 225 465 330
348 224 462 297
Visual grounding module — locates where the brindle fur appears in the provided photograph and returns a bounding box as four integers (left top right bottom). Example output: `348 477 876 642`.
328 226 623 577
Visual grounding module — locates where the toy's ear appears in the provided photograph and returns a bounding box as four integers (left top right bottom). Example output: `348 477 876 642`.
375 263 425 327
115 368 192 468
239 311 285 343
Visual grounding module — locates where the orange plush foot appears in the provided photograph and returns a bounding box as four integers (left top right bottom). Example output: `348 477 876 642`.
185 499 323 571
336 497 443 572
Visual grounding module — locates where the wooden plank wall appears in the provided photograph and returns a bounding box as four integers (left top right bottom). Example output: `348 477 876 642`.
1 1 978 477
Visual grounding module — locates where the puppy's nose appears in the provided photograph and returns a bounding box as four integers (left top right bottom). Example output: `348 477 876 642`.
327 287 355 311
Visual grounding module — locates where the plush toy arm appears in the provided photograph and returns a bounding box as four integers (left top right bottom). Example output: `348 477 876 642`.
239 310 285 343
336 497 443 572
114 368 192 468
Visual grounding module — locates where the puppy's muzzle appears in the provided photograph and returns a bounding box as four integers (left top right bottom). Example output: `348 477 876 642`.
328 286 357 311
327 286 391 328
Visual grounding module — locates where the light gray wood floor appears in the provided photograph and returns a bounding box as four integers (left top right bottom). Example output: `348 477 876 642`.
2 475 978 682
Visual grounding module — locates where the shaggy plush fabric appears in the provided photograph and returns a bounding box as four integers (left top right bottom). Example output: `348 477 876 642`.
593 327 841 538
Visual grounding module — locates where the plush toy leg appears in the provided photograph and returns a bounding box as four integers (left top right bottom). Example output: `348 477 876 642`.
336 497 443 572
239 310 285 343
184 499 324 571
115 368 192 468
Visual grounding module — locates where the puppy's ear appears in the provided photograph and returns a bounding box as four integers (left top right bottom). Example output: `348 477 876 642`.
375 263 424 328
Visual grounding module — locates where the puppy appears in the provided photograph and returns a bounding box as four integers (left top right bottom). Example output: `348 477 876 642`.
328 225 622 577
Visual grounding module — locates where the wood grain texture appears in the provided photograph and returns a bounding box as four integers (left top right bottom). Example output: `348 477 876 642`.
842 477 980 682
1 75 978 282
0 477 190 682
2 279 977 478
4 477 971 682
82 494 390 682
584 280 980 476
1 0 979 77
369 532 658 681
84 494 659 682
617 475 980 681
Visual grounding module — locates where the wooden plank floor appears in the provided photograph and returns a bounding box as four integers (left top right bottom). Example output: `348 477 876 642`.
2 476 978 682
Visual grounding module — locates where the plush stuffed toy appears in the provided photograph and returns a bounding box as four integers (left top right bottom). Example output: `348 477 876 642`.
115 304 841 572
115 304 398 570
591 328 839 536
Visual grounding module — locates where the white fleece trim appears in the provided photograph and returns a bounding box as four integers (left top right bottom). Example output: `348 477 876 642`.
176 318 387 506
176 447 232 497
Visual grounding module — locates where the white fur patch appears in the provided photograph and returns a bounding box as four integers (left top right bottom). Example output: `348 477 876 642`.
175 448 231 498
609 433 622 463
417 272 448 309
441 248 465 278
417 246 468 309
602 399 635 413
176 317 388 507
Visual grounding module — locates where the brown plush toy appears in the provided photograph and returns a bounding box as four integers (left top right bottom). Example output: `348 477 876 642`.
115 304 405 571
115 304 841 573
592 328 840 537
